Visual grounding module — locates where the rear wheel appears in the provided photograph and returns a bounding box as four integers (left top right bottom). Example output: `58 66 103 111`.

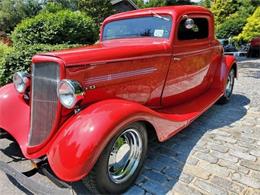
83 122 148 194
218 68 235 104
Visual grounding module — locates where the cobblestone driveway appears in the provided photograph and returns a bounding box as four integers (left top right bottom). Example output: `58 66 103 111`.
0 59 260 195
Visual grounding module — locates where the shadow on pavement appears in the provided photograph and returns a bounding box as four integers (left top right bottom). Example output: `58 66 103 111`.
131 94 249 194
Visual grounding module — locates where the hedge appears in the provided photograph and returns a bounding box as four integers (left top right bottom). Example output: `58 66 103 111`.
0 44 80 85
0 43 13 81
11 9 98 46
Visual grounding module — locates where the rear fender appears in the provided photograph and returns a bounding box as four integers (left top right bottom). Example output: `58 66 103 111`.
47 99 186 182
224 55 237 78
212 55 237 91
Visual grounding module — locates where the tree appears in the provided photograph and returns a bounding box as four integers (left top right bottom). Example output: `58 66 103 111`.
211 0 256 26
211 0 241 26
48 0 78 10
236 7 260 42
212 0 256 38
216 13 246 39
200 0 211 8
78 0 114 25
0 0 44 33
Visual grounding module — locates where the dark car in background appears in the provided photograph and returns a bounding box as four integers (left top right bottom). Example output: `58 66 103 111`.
248 37 260 58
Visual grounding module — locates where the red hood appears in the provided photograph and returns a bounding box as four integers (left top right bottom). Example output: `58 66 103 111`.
41 38 171 66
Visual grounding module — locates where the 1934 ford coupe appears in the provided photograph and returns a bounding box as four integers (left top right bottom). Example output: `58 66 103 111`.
0 5 237 194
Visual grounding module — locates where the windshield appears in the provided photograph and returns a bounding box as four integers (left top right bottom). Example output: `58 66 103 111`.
102 16 172 41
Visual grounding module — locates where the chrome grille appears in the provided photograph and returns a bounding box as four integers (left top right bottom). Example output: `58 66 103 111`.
29 62 60 146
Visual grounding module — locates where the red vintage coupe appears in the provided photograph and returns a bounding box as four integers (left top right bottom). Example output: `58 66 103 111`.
0 5 237 194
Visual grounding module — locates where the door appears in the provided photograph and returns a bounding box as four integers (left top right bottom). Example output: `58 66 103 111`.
162 15 216 107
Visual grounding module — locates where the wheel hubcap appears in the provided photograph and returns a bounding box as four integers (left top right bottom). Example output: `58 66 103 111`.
226 70 234 98
108 129 143 184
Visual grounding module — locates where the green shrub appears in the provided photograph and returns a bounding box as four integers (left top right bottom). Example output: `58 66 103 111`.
235 7 260 42
0 43 13 79
40 2 65 14
0 42 12 60
78 0 114 25
0 44 80 85
216 13 247 39
11 10 98 46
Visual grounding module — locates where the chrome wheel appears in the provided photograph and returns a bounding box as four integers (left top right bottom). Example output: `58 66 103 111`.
108 129 143 184
225 69 235 98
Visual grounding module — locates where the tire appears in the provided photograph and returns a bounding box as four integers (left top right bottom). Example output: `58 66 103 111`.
218 68 235 104
83 122 148 194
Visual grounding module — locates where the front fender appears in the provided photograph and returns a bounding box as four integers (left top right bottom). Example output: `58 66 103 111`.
47 100 153 181
0 84 30 155
47 99 186 182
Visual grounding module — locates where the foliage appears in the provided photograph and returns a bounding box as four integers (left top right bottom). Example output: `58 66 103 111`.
211 0 241 26
235 7 260 42
78 0 114 25
48 0 78 10
0 42 13 78
40 2 65 13
211 0 256 26
216 13 246 39
0 42 12 60
11 10 97 45
0 0 44 33
212 0 256 39
200 0 211 8
0 44 80 85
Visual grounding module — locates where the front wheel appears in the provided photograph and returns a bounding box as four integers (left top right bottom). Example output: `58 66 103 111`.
218 68 235 104
83 122 148 194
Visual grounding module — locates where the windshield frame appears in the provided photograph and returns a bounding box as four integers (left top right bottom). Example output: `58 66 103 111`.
101 14 173 41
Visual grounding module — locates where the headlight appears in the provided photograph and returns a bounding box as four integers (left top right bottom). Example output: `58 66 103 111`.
57 80 84 109
13 72 30 93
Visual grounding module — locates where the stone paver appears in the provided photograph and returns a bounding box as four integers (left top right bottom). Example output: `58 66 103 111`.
0 58 260 194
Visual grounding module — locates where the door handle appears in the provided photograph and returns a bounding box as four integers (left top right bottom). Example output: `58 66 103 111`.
173 57 181 61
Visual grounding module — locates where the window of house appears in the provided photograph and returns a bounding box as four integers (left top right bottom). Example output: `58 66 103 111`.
178 18 209 40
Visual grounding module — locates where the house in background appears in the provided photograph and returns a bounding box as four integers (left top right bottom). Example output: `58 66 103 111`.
111 0 139 13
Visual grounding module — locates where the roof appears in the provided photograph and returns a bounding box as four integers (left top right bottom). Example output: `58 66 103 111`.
104 5 211 23
111 0 139 9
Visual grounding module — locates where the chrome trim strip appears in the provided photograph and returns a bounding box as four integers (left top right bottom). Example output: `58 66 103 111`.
174 46 220 57
85 67 157 84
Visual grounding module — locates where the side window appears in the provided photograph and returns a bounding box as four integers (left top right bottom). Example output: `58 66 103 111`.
178 18 209 40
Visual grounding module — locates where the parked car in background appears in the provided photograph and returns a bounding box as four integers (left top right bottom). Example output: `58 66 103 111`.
0 6 237 194
248 37 260 58
218 39 238 53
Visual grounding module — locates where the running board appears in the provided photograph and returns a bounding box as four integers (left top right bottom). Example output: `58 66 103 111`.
152 88 223 141
158 87 223 122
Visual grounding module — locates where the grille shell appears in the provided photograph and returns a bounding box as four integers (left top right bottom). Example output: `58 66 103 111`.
29 62 60 146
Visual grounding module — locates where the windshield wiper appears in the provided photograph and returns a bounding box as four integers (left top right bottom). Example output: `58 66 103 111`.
151 11 170 21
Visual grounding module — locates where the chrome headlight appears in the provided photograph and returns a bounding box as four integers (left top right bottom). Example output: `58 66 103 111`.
13 72 30 93
57 80 84 109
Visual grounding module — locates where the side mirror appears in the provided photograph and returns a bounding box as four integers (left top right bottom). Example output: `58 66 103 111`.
185 18 195 29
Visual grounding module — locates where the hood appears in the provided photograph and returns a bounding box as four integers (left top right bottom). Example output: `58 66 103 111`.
41 38 171 66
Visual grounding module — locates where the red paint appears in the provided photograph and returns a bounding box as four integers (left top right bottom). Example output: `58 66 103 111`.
0 6 236 182
250 37 260 47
